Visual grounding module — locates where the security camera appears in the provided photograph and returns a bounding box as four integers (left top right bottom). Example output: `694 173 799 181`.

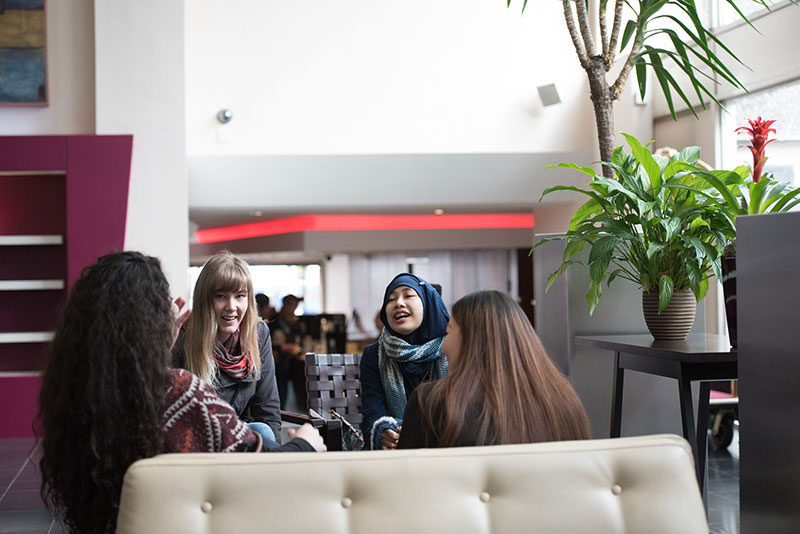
217 109 233 124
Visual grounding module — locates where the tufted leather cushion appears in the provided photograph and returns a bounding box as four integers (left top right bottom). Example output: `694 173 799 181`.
117 434 707 534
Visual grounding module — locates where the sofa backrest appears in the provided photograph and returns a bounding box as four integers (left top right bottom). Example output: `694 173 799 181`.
117 434 707 534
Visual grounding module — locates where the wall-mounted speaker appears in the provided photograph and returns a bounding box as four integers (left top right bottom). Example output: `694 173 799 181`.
537 83 561 107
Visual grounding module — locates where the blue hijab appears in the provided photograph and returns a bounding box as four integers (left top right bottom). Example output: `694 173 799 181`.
379 273 449 346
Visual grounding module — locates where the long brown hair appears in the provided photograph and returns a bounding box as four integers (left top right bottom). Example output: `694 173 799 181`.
183 251 260 386
38 251 173 533
418 290 590 446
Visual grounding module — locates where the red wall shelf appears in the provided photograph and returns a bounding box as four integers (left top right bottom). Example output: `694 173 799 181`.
0 135 133 437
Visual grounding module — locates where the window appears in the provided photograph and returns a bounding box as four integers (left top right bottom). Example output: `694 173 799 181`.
716 0 772 28
719 79 800 187
187 263 323 314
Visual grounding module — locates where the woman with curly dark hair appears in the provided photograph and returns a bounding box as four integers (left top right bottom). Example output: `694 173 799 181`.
398 290 590 448
38 251 324 534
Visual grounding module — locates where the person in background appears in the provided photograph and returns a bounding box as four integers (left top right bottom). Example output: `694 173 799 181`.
173 251 281 447
269 294 307 409
360 273 450 450
255 292 276 323
38 252 324 534
398 290 590 448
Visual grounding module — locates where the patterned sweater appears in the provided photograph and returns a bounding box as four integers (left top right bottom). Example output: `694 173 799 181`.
163 368 315 453
164 368 259 452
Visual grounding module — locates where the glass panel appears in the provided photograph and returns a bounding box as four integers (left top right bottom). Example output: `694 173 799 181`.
187 263 323 314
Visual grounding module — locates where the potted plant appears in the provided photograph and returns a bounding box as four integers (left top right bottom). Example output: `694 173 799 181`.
536 134 729 341
686 118 800 346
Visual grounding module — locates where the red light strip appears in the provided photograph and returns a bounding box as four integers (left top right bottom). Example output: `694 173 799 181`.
195 213 534 244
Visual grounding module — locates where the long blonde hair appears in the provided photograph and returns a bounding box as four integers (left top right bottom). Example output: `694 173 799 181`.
184 251 260 386
419 290 590 446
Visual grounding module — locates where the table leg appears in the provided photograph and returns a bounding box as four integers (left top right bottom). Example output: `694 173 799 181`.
696 382 711 495
609 351 624 438
678 366 700 489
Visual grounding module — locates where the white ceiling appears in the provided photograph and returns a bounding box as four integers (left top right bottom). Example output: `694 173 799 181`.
188 151 595 231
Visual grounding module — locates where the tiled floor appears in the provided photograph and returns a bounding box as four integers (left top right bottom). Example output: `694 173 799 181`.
707 425 740 534
0 439 64 534
0 430 740 533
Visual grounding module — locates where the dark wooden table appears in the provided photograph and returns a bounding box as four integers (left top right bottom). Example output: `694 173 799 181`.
574 334 736 492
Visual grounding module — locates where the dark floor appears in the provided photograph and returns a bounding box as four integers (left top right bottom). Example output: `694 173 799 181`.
0 428 740 534
707 424 740 534
0 439 64 534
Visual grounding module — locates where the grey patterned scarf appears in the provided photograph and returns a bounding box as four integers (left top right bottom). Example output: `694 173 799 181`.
377 330 448 419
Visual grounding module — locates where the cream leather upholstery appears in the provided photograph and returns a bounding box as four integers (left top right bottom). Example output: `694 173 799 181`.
116 434 707 534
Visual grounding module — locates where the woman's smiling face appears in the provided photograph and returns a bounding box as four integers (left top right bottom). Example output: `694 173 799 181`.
385 285 424 335
213 288 248 343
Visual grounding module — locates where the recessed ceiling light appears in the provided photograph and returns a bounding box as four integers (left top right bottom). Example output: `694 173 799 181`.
249 210 263 217
434 209 444 215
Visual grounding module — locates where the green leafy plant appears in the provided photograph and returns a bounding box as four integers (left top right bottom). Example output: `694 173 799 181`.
673 118 800 256
536 133 728 315
507 0 797 179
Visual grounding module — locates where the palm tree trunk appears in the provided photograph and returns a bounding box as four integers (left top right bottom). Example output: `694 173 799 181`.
586 56 615 177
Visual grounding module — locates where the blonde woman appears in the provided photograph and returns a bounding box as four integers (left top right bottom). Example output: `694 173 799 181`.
173 251 282 445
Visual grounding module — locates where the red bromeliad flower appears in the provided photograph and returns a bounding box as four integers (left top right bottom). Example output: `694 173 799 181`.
735 117 776 183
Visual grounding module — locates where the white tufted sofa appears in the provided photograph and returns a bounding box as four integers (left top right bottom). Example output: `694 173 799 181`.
116 433 707 534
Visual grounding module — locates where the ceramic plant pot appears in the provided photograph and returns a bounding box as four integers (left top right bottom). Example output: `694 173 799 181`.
642 289 697 341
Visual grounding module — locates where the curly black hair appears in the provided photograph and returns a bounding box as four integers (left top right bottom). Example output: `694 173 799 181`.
38 251 173 533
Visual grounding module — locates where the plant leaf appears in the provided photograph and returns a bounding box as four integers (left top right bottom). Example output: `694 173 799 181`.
563 239 588 259
620 19 637 52
569 198 604 231
588 236 621 264
658 274 674 314
545 261 577 291
622 133 662 193
770 186 800 212
748 178 769 214
587 281 603 316
647 241 666 259
677 146 701 165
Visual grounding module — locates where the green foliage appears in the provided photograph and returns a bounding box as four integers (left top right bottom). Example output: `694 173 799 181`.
536 134 728 315
681 165 800 254
507 0 787 121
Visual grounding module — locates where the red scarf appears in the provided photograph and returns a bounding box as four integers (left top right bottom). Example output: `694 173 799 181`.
214 329 253 381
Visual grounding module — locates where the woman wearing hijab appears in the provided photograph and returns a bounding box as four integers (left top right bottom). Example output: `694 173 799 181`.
360 273 450 450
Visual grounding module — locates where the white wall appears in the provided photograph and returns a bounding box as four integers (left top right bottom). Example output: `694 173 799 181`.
323 254 351 314
184 0 599 157
94 1 189 296
0 0 94 135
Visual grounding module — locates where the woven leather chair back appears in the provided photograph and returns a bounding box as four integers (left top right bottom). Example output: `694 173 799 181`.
305 353 362 430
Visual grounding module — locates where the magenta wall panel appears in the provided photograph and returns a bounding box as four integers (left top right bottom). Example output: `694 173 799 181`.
0 174 66 235
0 134 133 437
0 291 65 332
0 375 42 438
0 136 65 171
0 246 65 279
0 345 48 373
65 135 133 290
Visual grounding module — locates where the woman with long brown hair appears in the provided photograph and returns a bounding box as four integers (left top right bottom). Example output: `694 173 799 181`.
173 251 281 445
398 290 590 448
38 252 323 534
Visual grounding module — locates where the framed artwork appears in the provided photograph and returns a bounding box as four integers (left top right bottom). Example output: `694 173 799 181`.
0 0 47 106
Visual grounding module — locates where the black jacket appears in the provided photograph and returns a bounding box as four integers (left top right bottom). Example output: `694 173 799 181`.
173 321 282 443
